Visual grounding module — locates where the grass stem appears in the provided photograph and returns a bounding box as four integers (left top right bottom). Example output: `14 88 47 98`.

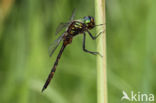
95 0 107 103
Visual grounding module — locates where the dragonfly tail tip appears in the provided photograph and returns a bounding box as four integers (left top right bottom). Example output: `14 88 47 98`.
41 87 46 92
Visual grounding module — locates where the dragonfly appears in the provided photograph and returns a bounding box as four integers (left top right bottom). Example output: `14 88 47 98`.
42 10 104 92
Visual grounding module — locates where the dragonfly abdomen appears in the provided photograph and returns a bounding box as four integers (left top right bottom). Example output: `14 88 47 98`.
42 45 66 92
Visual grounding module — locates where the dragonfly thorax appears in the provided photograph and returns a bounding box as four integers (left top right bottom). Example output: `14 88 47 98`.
67 21 85 36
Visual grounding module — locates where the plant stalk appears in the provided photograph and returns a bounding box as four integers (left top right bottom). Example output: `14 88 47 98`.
95 0 107 103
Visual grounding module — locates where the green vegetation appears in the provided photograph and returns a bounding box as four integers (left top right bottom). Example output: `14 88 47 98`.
0 0 156 103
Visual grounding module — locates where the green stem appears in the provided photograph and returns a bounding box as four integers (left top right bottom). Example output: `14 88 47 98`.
95 0 107 103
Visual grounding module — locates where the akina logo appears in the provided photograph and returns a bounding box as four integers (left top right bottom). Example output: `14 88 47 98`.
121 91 154 102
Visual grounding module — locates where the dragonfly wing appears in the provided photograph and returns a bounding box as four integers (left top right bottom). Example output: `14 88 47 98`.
48 34 64 57
55 9 76 35
70 9 76 21
56 22 69 35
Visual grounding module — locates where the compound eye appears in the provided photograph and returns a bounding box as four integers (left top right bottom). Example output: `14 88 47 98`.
86 19 90 24
84 16 91 24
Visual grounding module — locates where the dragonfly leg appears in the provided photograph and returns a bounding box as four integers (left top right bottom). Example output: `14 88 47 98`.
87 30 104 40
83 33 103 57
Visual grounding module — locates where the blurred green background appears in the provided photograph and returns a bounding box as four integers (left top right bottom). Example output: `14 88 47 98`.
0 0 156 103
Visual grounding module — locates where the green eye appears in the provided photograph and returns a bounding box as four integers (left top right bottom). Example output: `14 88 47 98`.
85 19 90 23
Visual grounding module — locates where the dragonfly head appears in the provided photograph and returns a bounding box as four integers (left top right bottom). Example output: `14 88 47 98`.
83 16 95 29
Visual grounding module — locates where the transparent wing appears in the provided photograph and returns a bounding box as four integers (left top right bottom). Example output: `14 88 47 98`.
48 34 64 57
56 22 69 35
55 9 76 35
69 8 76 21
